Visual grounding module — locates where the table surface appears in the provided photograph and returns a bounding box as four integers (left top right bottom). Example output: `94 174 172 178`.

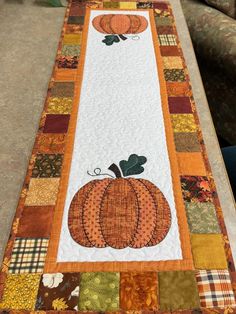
0 0 235 264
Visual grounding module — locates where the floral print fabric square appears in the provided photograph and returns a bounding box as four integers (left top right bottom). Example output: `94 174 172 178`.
36 273 80 310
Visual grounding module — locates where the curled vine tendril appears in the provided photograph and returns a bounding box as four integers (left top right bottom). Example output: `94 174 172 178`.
87 168 115 178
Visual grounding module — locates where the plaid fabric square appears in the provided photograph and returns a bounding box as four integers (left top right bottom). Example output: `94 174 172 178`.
196 270 236 308
9 238 49 274
158 34 177 46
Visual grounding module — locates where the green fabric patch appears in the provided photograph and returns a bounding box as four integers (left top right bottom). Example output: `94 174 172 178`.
155 17 173 26
61 44 80 57
185 202 221 233
103 1 119 8
159 271 200 311
164 69 186 82
78 272 120 311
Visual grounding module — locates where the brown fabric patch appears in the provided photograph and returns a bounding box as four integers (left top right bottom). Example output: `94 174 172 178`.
160 46 179 56
120 272 158 310
50 82 74 97
174 132 201 152
31 154 63 178
36 273 80 310
153 3 169 10
156 25 175 34
166 82 192 97
17 206 54 238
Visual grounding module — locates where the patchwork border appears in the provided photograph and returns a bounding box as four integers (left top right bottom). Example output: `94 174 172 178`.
0 0 235 312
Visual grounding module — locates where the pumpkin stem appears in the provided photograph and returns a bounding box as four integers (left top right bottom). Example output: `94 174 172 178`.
118 34 127 41
108 163 122 178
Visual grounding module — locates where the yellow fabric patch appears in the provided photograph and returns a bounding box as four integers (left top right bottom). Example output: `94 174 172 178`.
171 114 197 133
163 57 183 69
119 2 137 9
0 274 40 310
25 178 60 206
190 234 228 269
63 33 82 45
47 97 73 114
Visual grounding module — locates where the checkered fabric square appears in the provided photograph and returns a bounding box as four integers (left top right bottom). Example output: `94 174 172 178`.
158 34 177 46
196 270 236 308
8 238 49 274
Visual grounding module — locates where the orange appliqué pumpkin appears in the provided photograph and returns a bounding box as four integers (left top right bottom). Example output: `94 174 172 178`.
68 154 171 249
92 14 148 46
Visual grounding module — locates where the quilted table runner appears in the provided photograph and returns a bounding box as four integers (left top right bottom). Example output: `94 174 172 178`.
0 0 236 313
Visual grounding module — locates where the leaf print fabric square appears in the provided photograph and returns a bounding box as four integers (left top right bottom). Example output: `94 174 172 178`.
61 44 81 57
181 176 213 203
158 271 200 310
78 272 119 311
57 56 78 69
0 274 40 310
120 272 158 310
166 81 191 97
35 134 66 154
36 273 80 310
185 202 220 233
190 234 228 269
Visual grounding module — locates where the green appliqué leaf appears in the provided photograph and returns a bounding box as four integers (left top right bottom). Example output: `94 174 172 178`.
102 35 120 46
119 154 147 177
